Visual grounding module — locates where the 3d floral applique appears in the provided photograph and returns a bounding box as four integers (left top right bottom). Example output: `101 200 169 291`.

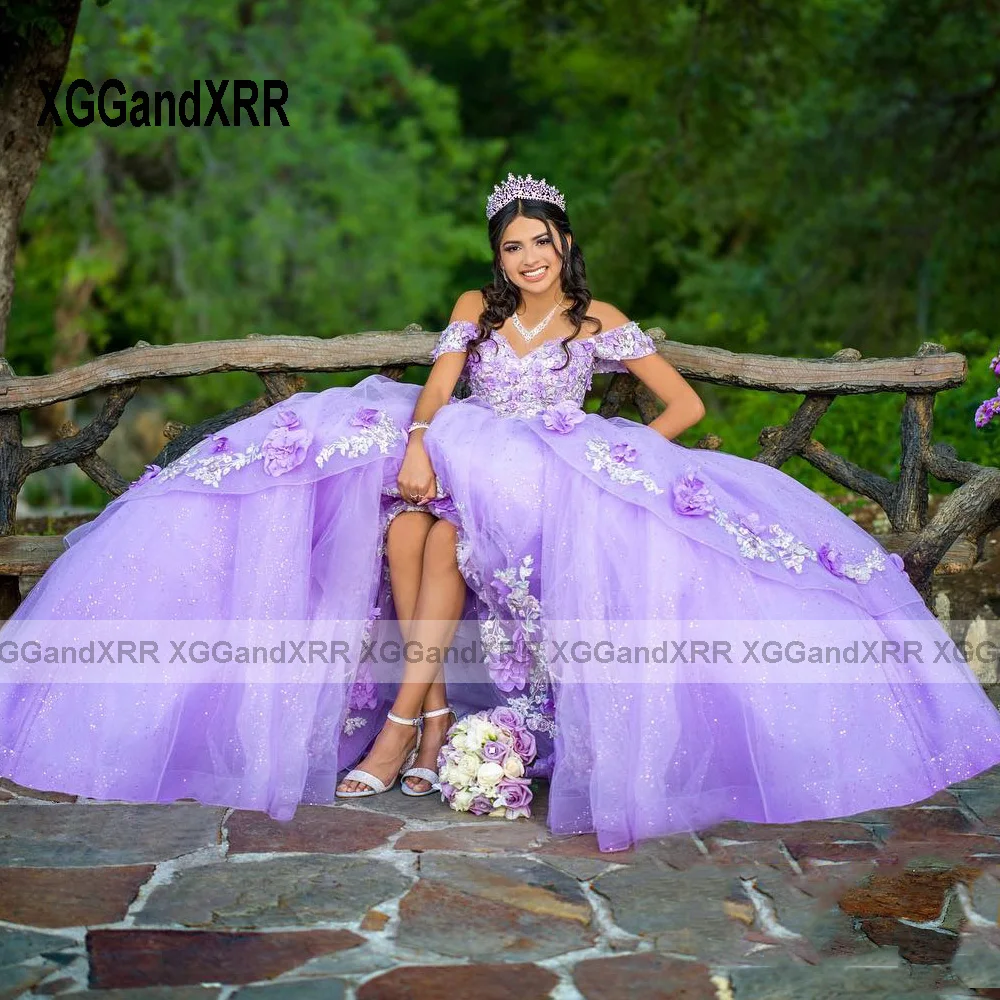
261 408 313 476
315 407 405 467
586 437 664 495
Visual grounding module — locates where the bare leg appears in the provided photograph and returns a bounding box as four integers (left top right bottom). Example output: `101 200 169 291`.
383 512 452 793
337 515 465 794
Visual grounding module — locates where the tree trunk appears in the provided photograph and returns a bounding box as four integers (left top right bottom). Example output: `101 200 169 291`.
0 0 83 354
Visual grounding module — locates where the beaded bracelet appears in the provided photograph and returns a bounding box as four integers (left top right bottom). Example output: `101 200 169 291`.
407 421 431 434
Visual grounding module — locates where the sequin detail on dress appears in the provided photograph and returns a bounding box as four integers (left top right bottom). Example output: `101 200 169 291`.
431 319 658 418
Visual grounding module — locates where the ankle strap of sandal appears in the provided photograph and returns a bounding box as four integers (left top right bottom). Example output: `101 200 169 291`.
386 711 422 727
422 706 454 720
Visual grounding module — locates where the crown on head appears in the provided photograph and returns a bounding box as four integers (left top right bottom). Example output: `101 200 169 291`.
486 172 566 220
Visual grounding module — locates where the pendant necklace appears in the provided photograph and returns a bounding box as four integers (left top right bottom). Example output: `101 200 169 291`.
511 294 566 344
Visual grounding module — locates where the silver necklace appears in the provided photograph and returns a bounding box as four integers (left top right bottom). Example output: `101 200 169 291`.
511 296 565 343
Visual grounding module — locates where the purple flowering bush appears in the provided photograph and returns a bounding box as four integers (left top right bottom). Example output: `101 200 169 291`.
975 353 1000 428
436 707 537 819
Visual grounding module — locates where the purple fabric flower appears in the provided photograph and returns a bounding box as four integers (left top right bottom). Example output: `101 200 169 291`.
888 552 910 579
261 409 312 476
129 464 162 489
489 706 526 731
541 400 586 434
511 726 537 762
490 647 530 693
350 407 381 428
273 408 302 429
539 690 556 715
818 543 846 578
207 434 230 453
497 776 533 810
672 471 715 516
348 663 378 711
610 442 637 463
482 740 510 764
468 794 494 816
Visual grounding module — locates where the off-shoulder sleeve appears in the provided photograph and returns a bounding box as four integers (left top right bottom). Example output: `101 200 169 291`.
592 320 658 373
431 320 479 361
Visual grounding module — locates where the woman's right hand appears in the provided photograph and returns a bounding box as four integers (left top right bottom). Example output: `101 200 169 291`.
397 441 437 504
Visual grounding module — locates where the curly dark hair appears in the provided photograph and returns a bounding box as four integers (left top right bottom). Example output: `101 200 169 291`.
466 198 602 372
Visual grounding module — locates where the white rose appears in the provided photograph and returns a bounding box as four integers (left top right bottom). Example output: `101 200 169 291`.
476 761 504 788
466 716 491 747
452 788 475 812
438 763 456 785
456 754 481 781
501 754 524 778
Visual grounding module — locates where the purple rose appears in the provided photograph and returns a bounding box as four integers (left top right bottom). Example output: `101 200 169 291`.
610 442 637 463
991 354 1000 376
497 776 533 810
129 464 161 489
672 471 715 516
818 542 846 577
541 400 586 434
482 740 510 764
261 411 313 476
439 781 456 801
468 794 494 816
350 407 381 428
489 705 525 731
511 726 537 762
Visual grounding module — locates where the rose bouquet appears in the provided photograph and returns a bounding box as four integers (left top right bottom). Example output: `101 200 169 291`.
436 707 537 819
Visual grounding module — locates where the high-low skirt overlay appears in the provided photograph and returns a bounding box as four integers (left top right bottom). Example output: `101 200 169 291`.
3 323 1000 851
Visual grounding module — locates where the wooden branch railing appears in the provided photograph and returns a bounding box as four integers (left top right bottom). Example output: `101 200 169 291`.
0 323 993 612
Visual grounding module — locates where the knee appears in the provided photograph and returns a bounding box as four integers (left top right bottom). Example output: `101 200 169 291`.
422 518 459 574
386 510 433 558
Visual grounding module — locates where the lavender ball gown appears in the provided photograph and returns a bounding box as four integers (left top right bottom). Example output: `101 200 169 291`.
2 318 1000 852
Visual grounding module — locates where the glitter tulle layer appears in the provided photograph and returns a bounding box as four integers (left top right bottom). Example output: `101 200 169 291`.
2 373 1000 852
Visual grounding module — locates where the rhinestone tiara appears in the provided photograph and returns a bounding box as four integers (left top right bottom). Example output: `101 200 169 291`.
486 172 566 220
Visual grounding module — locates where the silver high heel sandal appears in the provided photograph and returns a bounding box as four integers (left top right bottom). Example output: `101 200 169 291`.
400 705 456 797
335 711 421 799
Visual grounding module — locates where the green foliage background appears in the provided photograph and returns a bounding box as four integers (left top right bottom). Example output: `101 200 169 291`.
9 0 1000 506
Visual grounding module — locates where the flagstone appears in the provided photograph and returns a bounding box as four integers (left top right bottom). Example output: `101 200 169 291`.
87 929 362 989
226 806 402 854
0 804 224 866
356 962 559 999
0 865 153 928
136 855 411 928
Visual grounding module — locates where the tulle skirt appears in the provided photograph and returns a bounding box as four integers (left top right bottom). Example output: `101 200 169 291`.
2 374 999 851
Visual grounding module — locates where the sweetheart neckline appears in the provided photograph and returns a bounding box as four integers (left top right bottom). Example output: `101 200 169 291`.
446 319 635 363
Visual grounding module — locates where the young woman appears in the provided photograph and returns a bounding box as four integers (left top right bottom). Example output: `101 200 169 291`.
2 173 999 853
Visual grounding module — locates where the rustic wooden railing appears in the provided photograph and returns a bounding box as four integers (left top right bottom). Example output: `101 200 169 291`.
0 324 995 613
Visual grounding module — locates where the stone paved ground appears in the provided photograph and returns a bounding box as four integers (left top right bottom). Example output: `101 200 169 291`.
3 773 1000 999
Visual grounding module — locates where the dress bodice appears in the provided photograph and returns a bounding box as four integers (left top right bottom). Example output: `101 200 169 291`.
431 319 658 418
